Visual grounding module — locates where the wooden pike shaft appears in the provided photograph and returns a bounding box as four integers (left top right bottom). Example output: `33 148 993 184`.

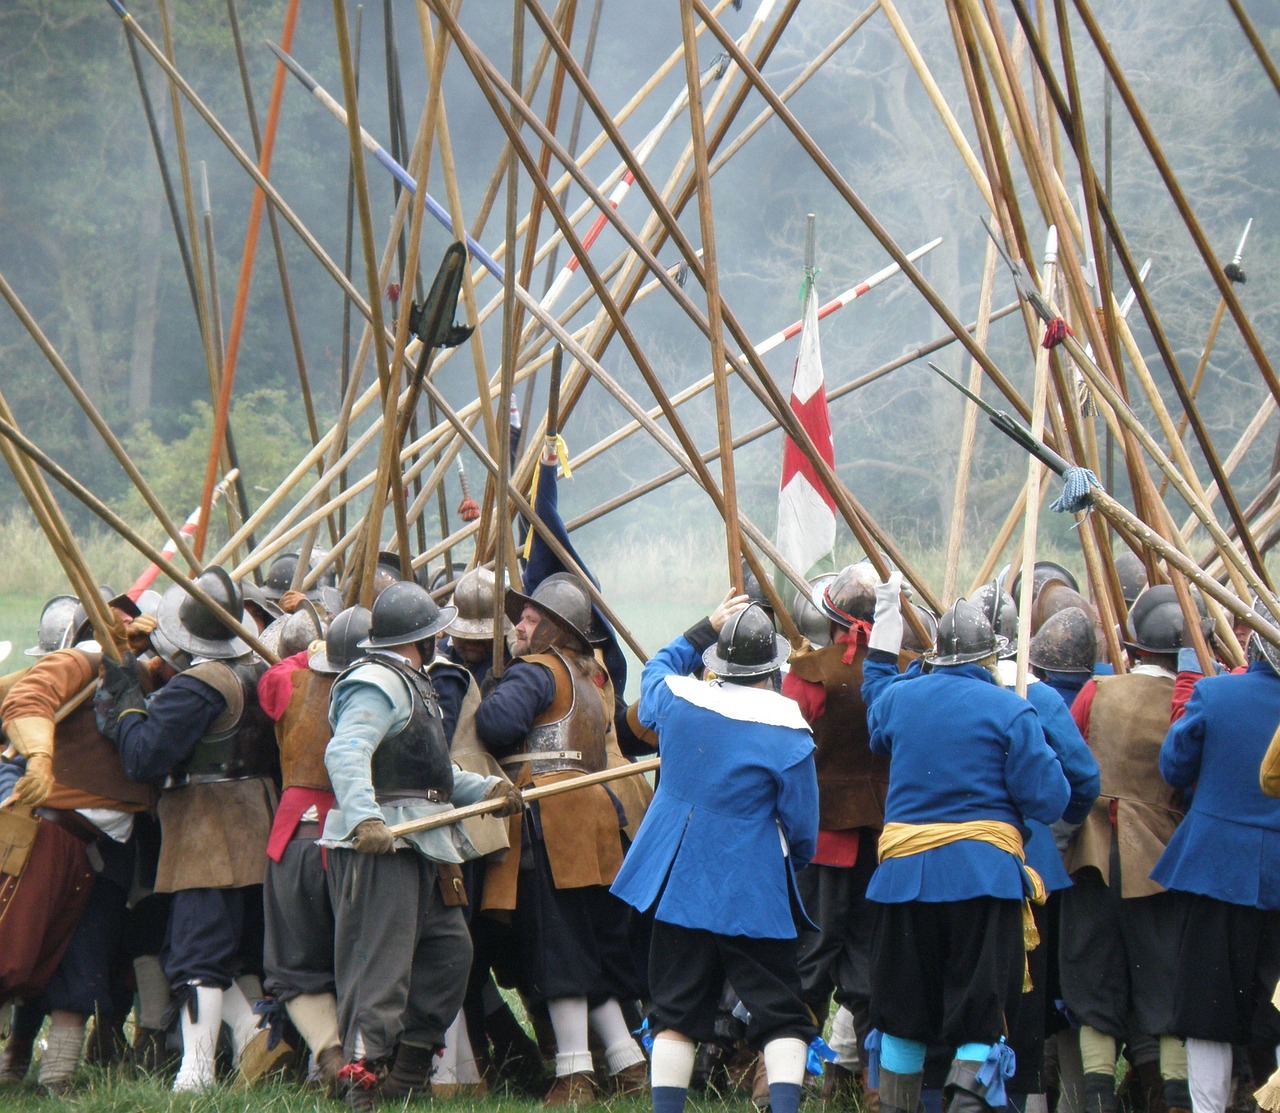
680 0 743 589
388 757 660 838
0 418 278 665
459 0 938 628
0 272 203 576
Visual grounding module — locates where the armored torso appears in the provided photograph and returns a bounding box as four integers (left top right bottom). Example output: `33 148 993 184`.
167 659 275 786
501 649 607 776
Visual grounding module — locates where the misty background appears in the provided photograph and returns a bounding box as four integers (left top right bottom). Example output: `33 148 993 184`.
0 0 1277 661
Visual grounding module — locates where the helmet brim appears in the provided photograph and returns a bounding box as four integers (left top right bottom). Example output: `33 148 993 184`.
701 632 791 678
504 590 591 648
924 633 1010 667
157 585 249 660
357 603 457 649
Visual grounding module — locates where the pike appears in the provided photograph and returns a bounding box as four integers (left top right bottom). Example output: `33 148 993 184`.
928 364 1280 655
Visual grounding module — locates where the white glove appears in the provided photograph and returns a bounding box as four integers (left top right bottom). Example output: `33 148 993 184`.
868 572 905 655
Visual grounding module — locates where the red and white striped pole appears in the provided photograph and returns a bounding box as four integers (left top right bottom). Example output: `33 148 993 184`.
127 470 237 598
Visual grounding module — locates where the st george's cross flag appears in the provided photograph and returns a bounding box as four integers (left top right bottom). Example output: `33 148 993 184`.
775 280 836 577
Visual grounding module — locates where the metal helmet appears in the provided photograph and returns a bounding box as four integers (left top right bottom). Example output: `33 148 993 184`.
504 574 594 648
792 573 838 647
901 605 938 657
819 563 878 628
309 605 373 675
444 567 509 641
702 603 790 680
134 589 164 618
148 612 192 673
968 583 1018 656
1113 549 1149 608
1028 606 1097 674
261 550 337 601
740 560 775 619
926 598 1007 666
1247 596 1280 674
539 573 610 644
157 566 250 660
360 581 456 650
1030 582 1091 637
25 594 80 657
1122 584 1205 655
1010 560 1080 608
71 587 141 647
260 598 325 660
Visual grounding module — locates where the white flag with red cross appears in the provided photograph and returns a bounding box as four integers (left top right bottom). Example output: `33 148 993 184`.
775 281 836 577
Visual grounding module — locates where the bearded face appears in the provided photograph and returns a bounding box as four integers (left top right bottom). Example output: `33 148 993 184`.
513 605 542 656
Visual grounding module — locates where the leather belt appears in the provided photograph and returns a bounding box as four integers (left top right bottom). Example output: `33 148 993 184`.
34 807 103 845
375 788 451 805
163 771 259 789
500 750 582 765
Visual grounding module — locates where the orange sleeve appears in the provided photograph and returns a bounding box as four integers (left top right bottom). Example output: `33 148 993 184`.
1 649 96 724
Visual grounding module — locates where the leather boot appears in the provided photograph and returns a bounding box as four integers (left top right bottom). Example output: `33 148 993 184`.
752 1052 772 1112
545 1071 596 1107
612 1060 649 1097
823 1063 861 1111
943 1059 996 1113
1134 1060 1167 1113
880 1068 924 1113
338 1058 386 1112
0 1038 34 1085
1084 1071 1119 1113
316 1046 345 1094
381 1042 436 1102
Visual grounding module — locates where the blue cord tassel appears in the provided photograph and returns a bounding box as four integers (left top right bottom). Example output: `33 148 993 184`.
975 1039 1017 1108
631 1017 654 1055
863 1029 882 1090
807 1036 837 1077
1049 466 1102 515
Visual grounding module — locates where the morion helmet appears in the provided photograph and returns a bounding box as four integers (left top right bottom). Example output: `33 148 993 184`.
360 582 455 650
310 606 373 674
702 603 790 681
157 567 249 660
926 598 1007 666
1028 607 1097 674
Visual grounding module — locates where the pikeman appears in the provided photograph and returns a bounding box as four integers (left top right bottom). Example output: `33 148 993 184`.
610 595 819 1113
0 591 156 1093
1154 598 1280 1113
860 587 1070 1113
98 568 278 1093
475 574 648 1106
782 562 887 1109
1059 585 1200 1113
318 581 522 1111
255 606 372 1090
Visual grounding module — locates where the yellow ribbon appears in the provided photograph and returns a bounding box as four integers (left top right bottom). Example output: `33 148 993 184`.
522 436 574 560
878 820 1046 991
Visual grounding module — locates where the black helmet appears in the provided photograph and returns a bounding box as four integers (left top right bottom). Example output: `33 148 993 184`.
901 604 938 657
262 550 337 602
360 581 456 649
968 583 1018 657
1247 596 1280 673
819 563 878 628
1011 560 1079 607
1029 607 1097 674
504 574 594 648
926 599 1007 666
69 585 142 648
741 561 774 615
240 580 282 629
26 594 80 657
702 603 790 680
310 605 373 674
1030 583 1091 637
1113 550 1148 608
158 567 250 660
792 573 838 647
1122 584 1206 655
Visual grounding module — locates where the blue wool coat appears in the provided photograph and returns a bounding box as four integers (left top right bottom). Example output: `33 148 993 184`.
862 661 1070 903
1022 680 1100 891
609 633 818 940
1152 661 1280 909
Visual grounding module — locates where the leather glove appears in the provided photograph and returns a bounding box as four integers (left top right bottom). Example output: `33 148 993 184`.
125 615 158 653
483 779 525 818
279 591 307 615
352 817 395 855
4 717 55 807
868 572 906 655
95 654 147 743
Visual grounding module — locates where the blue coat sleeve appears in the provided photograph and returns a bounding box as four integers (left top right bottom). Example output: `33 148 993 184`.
474 660 557 753
1160 685 1207 789
115 676 226 783
1004 703 1071 825
1029 684 1100 824
325 683 400 835
862 649 904 734
429 661 470 745
639 634 703 733
777 750 819 869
